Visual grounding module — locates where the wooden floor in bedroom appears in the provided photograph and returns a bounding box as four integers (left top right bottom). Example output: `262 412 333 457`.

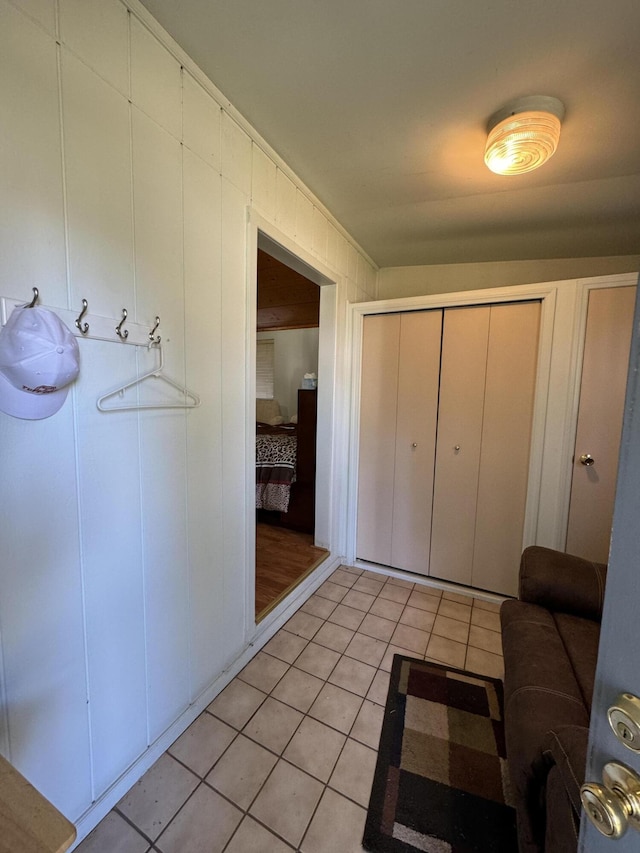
255 522 329 621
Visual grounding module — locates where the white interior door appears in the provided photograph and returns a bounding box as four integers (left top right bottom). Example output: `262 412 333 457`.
566 285 637 563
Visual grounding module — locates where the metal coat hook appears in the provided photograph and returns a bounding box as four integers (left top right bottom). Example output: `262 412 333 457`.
115 308 129 340
75 299 89 335
27 287 39 308
148 316 161 345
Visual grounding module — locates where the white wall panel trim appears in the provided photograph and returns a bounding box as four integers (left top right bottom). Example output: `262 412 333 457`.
70 551 341 849
1 0 371 836
352 559 505 607
0 621 11 760
122 0 378 272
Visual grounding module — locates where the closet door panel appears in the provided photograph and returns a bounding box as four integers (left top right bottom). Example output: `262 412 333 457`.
472 302 541 595
357 314 400 565
430 307 490 585
391 311 442 574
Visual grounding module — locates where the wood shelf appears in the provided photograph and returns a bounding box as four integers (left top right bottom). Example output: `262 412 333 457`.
0 755 76 853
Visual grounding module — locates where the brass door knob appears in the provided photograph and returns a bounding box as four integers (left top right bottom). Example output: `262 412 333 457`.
582 782 629 838
581 761 640 838
580 453 595 466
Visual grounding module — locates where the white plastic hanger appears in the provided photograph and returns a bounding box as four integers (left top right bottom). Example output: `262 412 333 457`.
97 344 201 411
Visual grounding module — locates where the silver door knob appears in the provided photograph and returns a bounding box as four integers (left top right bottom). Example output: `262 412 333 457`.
580 453 595 466
454 445 461 454
412 442 418 448
581 761 640 838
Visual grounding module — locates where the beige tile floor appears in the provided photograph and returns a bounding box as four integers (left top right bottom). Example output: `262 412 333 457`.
76 566 503 853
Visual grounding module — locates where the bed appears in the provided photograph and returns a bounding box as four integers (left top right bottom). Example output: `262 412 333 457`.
256 389 317 533
256 425 298 512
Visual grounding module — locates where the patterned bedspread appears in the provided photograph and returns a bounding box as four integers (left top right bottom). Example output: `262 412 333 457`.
256 434 297 512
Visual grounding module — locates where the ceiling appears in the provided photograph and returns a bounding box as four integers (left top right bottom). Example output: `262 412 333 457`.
139 0 640 268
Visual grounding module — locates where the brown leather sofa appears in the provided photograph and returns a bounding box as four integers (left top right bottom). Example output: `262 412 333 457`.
500 546 607 852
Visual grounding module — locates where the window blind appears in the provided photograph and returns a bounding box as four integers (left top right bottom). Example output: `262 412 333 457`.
256 339 275 399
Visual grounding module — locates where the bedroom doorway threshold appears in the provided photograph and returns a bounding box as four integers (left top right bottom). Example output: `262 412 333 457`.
255 522 329 622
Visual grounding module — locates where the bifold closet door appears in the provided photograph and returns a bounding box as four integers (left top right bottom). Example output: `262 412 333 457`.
472 301 541 595
391 311 442 573
429 307 490 586
430 301 540 595
357 311 442 572
357 314 400 566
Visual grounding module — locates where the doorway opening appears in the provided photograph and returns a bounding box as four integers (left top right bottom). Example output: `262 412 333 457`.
253 238 332 621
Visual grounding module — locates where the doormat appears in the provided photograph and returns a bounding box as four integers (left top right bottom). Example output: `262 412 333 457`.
363 655 517 853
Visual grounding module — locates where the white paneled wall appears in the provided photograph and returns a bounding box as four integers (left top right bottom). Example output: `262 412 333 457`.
0 0 377 840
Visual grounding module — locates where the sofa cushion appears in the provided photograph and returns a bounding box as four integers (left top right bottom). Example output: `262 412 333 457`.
501 600 591 852
501 601 589 714
553 613 601 712
544 764 581 853
500 599 591 786
542 725 590 820
519 546 607 621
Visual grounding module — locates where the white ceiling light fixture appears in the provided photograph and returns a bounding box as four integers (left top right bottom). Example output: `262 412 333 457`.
484 95 565 176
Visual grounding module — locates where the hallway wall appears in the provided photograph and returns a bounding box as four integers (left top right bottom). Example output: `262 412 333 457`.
0 0 377 839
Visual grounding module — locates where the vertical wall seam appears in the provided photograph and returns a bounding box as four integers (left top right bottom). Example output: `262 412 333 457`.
470 307 492 587
389 316 402 563
180 68 194 704
56 10 96 799
127 8 151 747
0 620 10 760
427 309 445 577
219 178 228 654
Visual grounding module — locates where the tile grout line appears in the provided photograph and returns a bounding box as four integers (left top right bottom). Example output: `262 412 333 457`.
208 586 387 849
84 564 504 852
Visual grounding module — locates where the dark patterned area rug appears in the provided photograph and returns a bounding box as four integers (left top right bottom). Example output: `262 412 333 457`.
363 656 517 852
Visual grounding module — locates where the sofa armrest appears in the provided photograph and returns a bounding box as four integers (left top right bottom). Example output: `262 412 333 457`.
542 725 590 817
519 546 607 621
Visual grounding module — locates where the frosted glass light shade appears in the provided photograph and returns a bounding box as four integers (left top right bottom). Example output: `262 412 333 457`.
484 97 564 175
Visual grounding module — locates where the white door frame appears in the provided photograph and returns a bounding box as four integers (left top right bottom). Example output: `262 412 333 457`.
345 274 638 580
244 208 346 641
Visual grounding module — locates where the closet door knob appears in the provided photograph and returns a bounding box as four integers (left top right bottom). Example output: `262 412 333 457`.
454 445 461 454
412 443 418 448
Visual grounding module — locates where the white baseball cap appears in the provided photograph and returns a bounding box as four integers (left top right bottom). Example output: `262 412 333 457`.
0 305 80 420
